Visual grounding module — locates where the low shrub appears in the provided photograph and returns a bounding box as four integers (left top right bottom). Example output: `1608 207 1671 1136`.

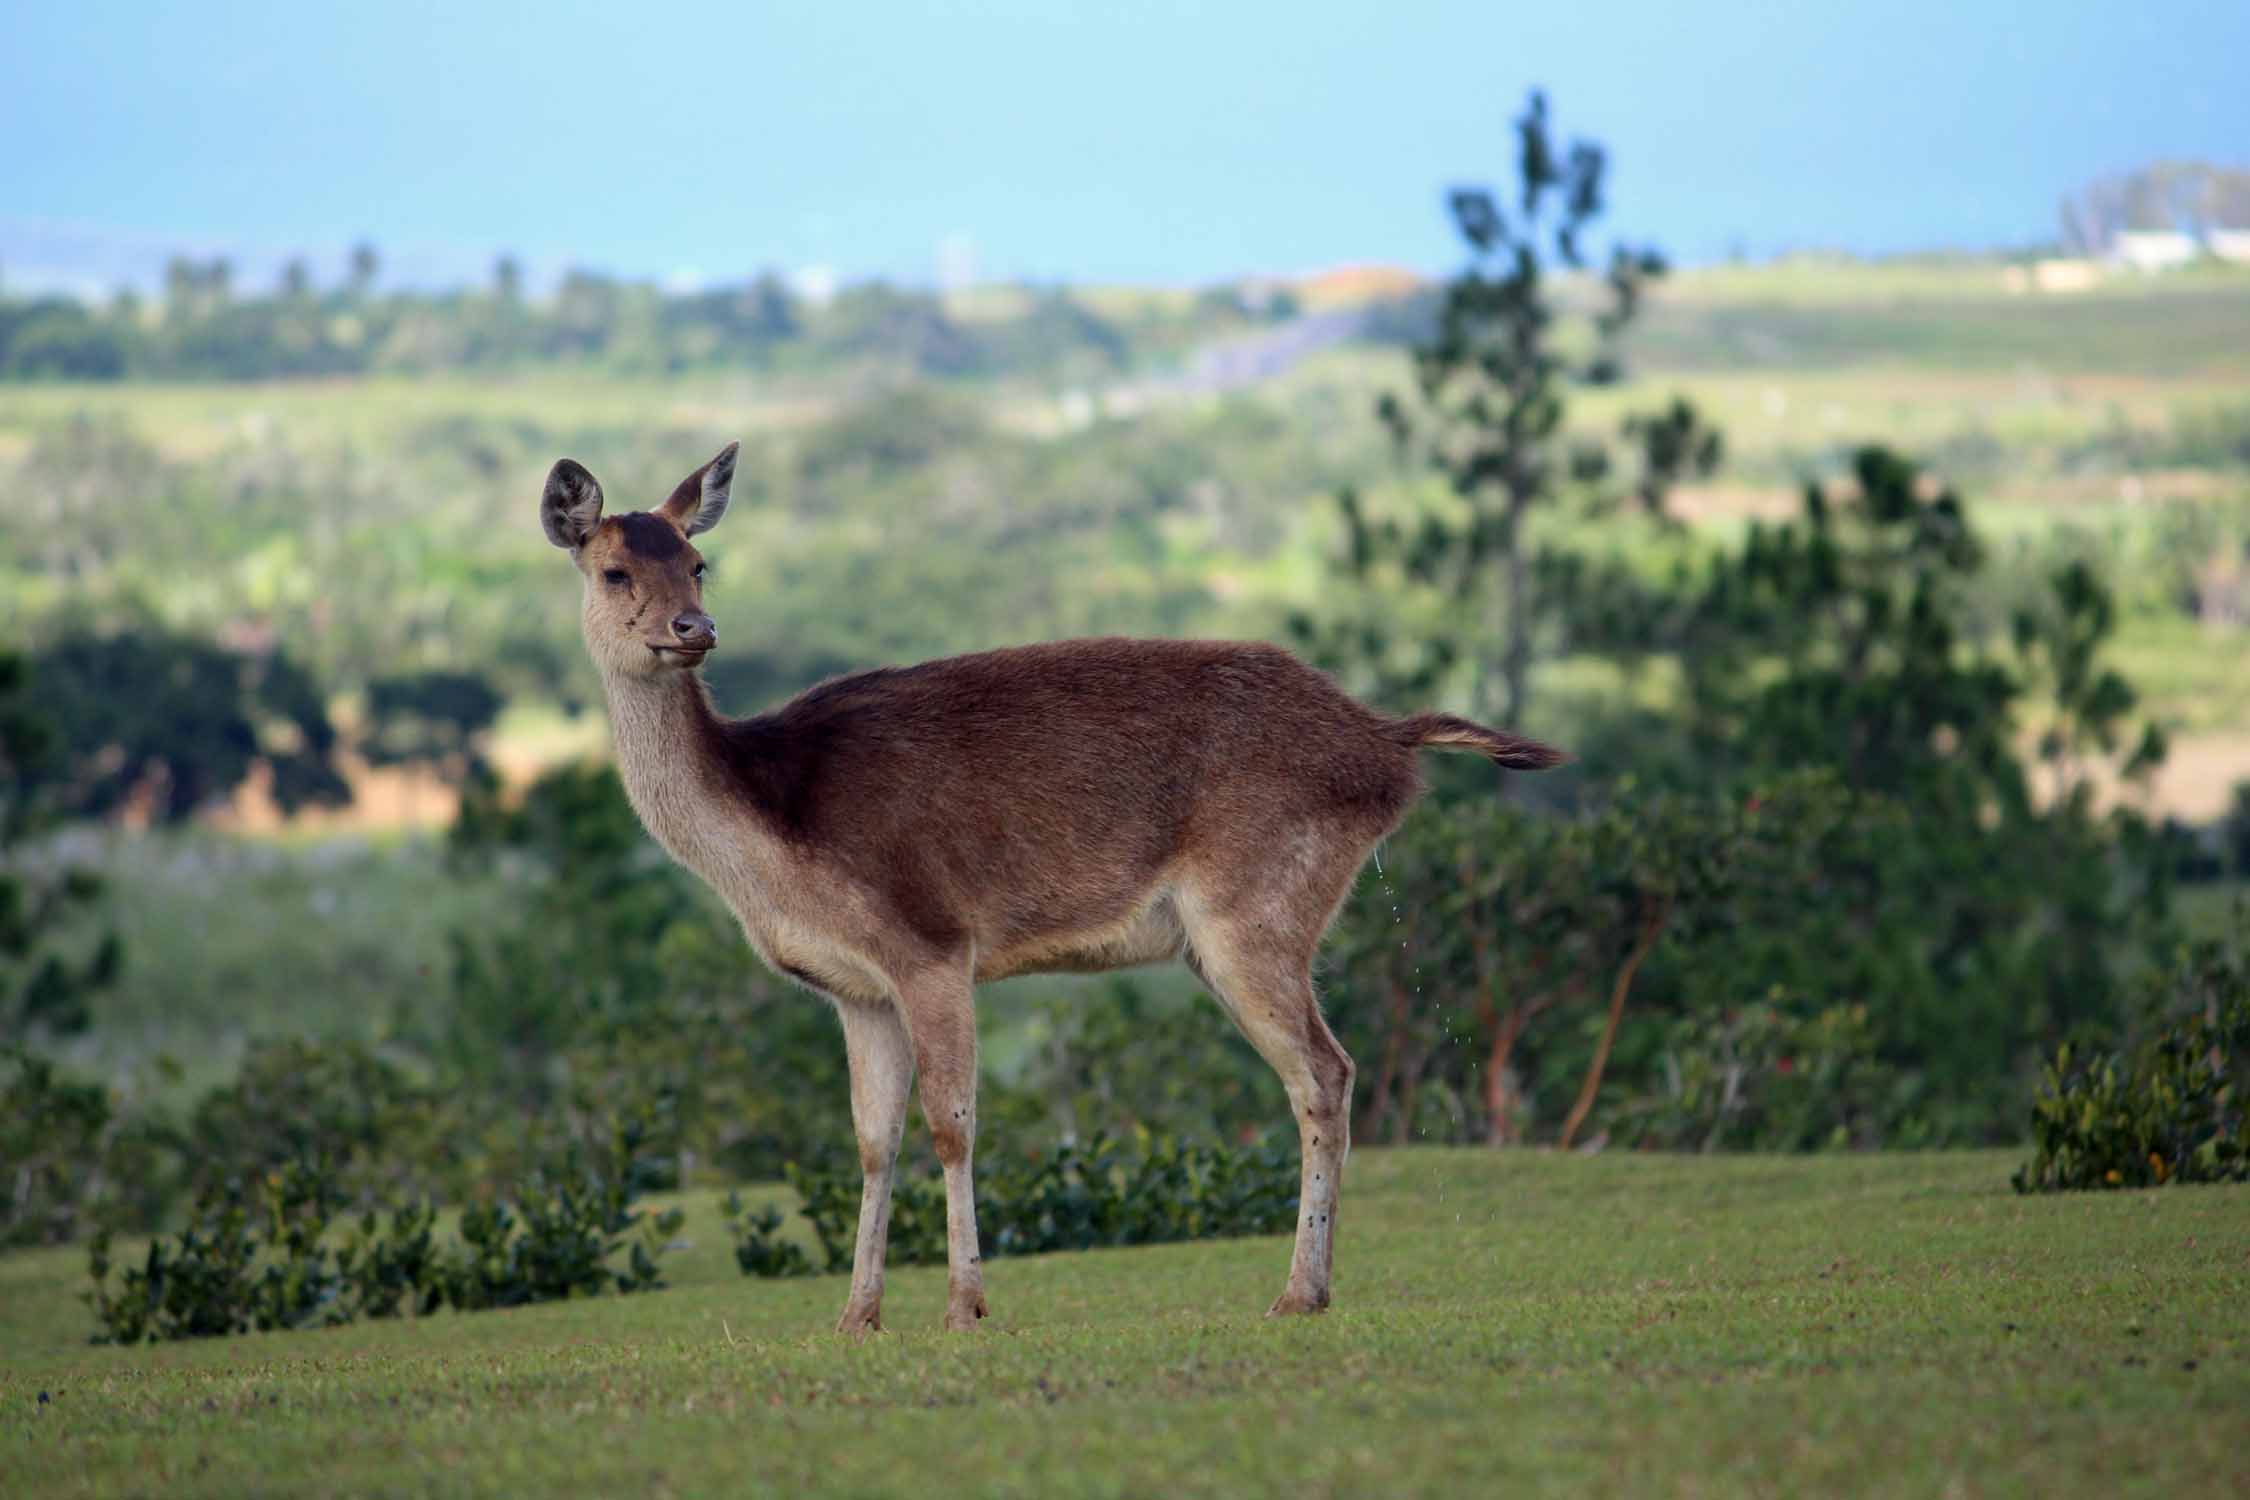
2013 934 2249 1192
719 1193 817 1278
1615 996 1921 1152
85 1163 435 1344
85 1123 683 1344
1 1048 175 1249
180 1038 451 1209
439 1160 681 1311
728 1131 1299 1278
985 979 1285 1146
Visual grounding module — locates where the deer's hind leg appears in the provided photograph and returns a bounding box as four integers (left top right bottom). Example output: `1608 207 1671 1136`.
893 961 988 1331
1178 828 1371 1316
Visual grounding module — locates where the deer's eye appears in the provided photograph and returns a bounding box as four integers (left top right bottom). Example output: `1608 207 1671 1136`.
602 568 630 587
693 562 708 581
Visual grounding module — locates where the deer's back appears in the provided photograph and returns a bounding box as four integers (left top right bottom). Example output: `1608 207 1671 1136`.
715 637 1420 955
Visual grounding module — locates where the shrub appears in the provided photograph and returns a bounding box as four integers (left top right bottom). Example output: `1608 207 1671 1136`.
86 1123 682 1344
0 1049 174 1248
729 1131 1299 1278
441 761 850 1186
440 1157 683 1311
1614 996 1919 1151
180 1038 449 1209
986 978 1284 1146
2013 934 2250 1192
87 1162 402 1344
719 1193 816 1278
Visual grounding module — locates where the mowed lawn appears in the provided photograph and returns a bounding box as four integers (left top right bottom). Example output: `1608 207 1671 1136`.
3 1150 2245 1497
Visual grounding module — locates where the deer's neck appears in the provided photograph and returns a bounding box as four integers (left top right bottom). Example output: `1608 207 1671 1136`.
598 666 772 881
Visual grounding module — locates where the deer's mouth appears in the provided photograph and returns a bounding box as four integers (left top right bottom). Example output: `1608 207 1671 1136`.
649 643 713 663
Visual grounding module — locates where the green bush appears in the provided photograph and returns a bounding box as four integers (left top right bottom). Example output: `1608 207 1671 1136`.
727 1131 1299 1278
719 1194 817 1279
85 1123 683 1344
442 761 851 1185
0 1048 173 1249
86 1162 431 1344
1614 997 1920 1152
2013 935 2250 1192
986 978 1284 1146
179 1038 450 1209
439 1159 682 1311
2166 402 2250 471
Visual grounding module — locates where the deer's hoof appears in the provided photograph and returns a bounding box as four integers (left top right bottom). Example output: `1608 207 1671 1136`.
1265 1287 1331 1318
943 1291 989 1332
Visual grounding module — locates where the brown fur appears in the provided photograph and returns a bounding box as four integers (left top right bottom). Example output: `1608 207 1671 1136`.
540 446 1564 1332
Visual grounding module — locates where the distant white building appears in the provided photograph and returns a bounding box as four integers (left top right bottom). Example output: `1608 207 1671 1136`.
2002 259 2101 294
2110 230 2200 272
2209 229 2250 265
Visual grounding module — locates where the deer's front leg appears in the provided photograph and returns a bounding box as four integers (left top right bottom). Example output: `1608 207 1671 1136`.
898 970 986 1331
834 997 913 1335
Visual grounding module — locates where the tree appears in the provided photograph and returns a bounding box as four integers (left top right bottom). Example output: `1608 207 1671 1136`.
1327 771 1876 1147
162 256 198 320
1594 446 2174 1125
21 630 351 824
347 241 381 299
2 302 128 380
0 647 118 1043
361 670 505 790
1294 90 1719 728
442 762 850 1182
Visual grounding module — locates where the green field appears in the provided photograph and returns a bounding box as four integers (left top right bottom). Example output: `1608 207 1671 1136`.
5 1151 2245 1497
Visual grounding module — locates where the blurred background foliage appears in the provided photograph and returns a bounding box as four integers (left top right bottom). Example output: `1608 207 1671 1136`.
7 96 2250 1246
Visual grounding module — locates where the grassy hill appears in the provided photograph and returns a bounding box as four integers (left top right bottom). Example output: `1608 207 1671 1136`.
5 1151 2244 1496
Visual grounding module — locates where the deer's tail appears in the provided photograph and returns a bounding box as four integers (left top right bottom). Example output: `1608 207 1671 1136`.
1383 712 1568 771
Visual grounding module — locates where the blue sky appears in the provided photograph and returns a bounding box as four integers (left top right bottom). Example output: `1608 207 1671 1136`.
4 0 2246 294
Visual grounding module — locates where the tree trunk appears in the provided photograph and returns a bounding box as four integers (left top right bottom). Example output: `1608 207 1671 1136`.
1498 490 1532 728
1558 899 1669 1150
1485 1003 1531 1144
1364 974 1413 1143
1394 1027 1431 1145
1485 979 1572 1144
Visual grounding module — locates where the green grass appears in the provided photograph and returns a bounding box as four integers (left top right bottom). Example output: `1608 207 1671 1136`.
52 831 516 1102
4 1151 2244 1496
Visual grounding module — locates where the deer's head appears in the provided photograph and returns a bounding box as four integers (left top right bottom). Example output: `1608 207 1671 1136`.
542 443 736 677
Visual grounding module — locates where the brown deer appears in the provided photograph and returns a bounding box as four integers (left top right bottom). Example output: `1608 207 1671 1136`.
541 443 1563 1333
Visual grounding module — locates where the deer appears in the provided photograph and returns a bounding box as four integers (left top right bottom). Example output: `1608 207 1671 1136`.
540 442 1564 1333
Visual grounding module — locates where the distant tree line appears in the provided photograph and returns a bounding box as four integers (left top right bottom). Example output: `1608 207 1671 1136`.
0 242 1289 384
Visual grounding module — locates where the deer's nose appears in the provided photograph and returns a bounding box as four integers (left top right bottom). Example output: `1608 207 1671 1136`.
670 612 716 649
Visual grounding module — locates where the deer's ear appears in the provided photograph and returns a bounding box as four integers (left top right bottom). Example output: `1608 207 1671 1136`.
541 459 604 549
659 441 736 538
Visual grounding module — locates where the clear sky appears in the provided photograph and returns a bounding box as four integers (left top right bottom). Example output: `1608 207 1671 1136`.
5 0 2247 294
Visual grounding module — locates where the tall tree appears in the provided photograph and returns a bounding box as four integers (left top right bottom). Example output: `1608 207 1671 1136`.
347 241 381 300
1295 91 1719 728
